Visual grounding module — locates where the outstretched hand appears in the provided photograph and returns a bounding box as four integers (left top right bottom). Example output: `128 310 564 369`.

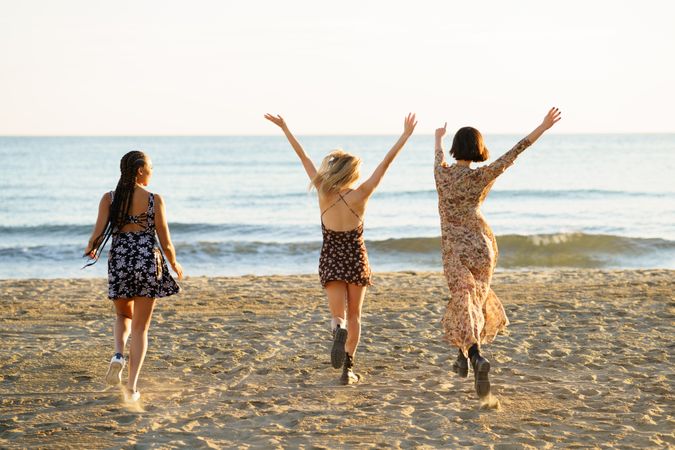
264 113 288 130
542 107 562 130
435 122 447 140
403 113 418 137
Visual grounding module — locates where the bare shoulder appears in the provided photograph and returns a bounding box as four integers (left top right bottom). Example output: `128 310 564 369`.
100 191 112 205
346 186 369 206
153 192 164 205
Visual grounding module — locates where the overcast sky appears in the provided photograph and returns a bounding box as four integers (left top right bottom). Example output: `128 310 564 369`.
1 0 673 135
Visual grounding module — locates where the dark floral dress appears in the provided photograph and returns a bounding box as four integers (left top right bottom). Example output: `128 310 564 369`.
319 192 372 287
108 192 180 299
434 138 532 356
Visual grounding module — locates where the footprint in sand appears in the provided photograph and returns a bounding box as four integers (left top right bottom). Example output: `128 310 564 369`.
115 414 138 425
479 394 501 410
401 406 415 417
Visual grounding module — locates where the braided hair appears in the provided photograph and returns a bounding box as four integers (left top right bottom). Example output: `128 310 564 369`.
84 151 147 267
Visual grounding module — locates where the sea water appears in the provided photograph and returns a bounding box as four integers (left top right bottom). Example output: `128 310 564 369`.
1 134 673 279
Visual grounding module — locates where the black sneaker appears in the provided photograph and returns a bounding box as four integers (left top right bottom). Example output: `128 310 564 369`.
452 350 469 378
470 354 491 398
331 325 348 369
340 352 361 385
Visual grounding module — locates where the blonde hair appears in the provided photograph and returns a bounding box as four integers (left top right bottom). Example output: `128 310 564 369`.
311 149 361 196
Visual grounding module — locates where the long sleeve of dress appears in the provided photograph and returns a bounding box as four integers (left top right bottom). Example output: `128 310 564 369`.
480 137 532 182
434 146 447 171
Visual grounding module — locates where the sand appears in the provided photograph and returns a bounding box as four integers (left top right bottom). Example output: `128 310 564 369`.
0 270 673 449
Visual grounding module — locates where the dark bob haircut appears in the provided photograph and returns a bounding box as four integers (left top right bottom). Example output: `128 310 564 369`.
450 127 489 162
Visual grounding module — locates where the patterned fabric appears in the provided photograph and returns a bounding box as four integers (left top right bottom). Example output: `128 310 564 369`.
434 138 532 356
318 192 372 287
108 193 180 299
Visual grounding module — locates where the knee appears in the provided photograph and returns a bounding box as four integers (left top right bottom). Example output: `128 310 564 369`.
117 312 132 320
131 321 151 335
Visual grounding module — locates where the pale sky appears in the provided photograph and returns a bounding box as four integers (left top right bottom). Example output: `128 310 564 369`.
1 0 673 135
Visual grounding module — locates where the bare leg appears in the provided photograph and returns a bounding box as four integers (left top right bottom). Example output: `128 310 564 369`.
112 299 133 355
345 284 367 356
325 281 349 369
325 281 347 327
127 297 156 392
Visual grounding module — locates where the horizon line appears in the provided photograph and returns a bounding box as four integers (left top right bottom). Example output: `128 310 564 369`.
1 132 675 138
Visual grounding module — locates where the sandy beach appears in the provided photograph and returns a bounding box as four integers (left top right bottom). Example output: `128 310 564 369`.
0 270 673 448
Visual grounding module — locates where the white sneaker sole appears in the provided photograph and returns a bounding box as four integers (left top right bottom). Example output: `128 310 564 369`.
126 390 141 402
105 361 123 385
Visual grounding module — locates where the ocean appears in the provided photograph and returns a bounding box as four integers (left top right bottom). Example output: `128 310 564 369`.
1 134 674 279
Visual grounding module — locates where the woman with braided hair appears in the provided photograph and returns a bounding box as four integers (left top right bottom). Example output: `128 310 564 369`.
265 112 417 385
84 150 182 401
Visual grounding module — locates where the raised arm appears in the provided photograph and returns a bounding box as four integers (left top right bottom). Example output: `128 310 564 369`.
84 192 111 258
264 113 317 183
434 122 448 169
154 194 184 280
358 113 417 197
483 107 561 179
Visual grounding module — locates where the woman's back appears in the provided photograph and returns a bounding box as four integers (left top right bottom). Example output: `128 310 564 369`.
319 189 366 232
435 165 494 219
115 188 152 233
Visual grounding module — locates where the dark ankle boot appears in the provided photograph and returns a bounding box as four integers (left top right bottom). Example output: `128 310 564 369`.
452 349 469 378
331 325 348 369
340 352 360 385
470 353 491 398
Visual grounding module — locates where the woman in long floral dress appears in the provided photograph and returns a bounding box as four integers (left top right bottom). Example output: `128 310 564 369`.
434 108 561 398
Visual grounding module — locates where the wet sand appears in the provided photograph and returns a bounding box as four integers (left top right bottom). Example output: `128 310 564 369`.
1 270 673 448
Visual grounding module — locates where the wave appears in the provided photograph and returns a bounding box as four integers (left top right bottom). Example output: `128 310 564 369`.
2 233 673 270
372 189 670 200
491 189 671 199
485 233 675 268
368 233 675 268
0 222 314 237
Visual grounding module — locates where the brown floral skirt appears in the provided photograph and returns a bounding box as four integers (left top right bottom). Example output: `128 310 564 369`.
319 224 372 287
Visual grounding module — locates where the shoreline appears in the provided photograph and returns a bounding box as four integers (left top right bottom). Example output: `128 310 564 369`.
1 269 673 448
3 263 675 282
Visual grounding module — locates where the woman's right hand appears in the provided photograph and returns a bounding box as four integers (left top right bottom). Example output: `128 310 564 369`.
435 122 447 140
171 261 184 280
541 107 562 130
264 113 288 130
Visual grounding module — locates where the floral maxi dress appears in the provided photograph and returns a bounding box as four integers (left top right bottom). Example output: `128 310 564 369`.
434 138 532 356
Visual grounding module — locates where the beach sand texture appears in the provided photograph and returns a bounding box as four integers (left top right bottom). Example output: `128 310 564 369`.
1 270 673 448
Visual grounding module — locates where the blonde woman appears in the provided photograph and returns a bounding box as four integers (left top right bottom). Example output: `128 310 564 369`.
265 113 417 384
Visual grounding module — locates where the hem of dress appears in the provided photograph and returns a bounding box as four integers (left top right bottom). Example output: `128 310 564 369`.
108 289 180 300
445 323 508 357
320 278 373 288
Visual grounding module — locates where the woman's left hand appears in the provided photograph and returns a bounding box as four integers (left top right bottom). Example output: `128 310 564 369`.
172 261 184 280
541 107 562 130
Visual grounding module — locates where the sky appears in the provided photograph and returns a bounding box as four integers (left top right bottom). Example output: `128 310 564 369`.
1 0 674 135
